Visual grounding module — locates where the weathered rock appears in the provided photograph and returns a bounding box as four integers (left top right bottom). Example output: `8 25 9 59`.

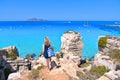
94 36 120 80
8 70 29 80
39 57 80 80
97 75 110 80
8 72 21 80
104 70 120 80
98 36 120 53
0 46 19 59
94 36 120 70
61 31 83 63
94 53 116 70
0 70 5 80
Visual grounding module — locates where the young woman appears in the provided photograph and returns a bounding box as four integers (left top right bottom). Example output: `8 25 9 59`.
41 37 53 70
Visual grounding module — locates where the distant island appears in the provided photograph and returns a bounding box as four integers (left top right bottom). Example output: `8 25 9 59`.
27 18 47 21
102 24 120 28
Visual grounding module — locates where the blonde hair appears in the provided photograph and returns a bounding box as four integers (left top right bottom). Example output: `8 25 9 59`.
44 37 50 46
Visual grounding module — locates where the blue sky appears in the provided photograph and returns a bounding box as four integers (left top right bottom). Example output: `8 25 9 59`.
0 0 120 21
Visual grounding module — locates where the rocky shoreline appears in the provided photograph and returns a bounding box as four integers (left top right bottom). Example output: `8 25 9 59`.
0 31 120 80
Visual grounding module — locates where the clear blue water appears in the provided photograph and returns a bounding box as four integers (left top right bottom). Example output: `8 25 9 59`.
0 21 120 58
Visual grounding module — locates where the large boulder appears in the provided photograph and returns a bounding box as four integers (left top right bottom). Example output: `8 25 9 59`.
61 31 83 62
0 46 19 60
8 70 29 80
94 53 116 70
8 72 21 80
104 70 120 80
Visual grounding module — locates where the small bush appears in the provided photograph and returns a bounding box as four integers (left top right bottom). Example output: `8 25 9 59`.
89 65 109 78
60 52 64 58
76 71 94 80
76 71 86 78
8 49 17 60
77 65 109 79
28 69 39 80
35 62 39 65
108 49 120 62
80 62 91 68
37 64 44 71
98 37 107 47
56 53 60 60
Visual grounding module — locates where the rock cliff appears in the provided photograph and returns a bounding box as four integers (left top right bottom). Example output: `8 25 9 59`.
94 36 120 80
0 46 31 80
61 30 83 63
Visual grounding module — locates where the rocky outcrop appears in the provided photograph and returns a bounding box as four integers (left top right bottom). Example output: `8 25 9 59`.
0 46 32 80
0 46 19 59
104 70 120 80
8 72 21 80
94 36 120 80
0 70 5 80
0 52 7 80
94 53 116 70
99 36 120 53
8 70 29 80
23 57 80 80
61 31 83 63
94 36 120 70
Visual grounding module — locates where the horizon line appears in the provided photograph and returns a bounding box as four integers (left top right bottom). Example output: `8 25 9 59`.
0 20 120 22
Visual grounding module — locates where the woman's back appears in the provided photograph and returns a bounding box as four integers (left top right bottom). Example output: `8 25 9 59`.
43 44 50 58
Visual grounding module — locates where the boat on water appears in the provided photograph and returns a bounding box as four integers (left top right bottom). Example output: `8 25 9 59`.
83 21 89 26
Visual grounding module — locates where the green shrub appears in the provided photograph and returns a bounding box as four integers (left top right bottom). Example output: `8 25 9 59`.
56 53 60 60
8 49 17 60
28 69 39 80
77 65 109 79
60 52 64 58
89 65 109 78
108 49 120 62
98 37 107 47
35 62 39 65
80 62 91 68
37 64 44 71
76 71 94 80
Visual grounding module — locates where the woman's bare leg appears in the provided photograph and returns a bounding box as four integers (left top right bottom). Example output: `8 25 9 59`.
46 59 50 70
49 57 51 62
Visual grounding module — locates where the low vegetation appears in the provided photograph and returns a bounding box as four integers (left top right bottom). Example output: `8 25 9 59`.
89 65 109 78
37 63 44 71
56 53 60 61
80 62 91 68
56 52 64 61
28 69 40 80
77 65 109 79
60 52 64 58
98 37 107 47
108 49 120 62
8 49 17 60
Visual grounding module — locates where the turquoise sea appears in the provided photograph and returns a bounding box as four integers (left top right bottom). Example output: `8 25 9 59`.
0 21 120 58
